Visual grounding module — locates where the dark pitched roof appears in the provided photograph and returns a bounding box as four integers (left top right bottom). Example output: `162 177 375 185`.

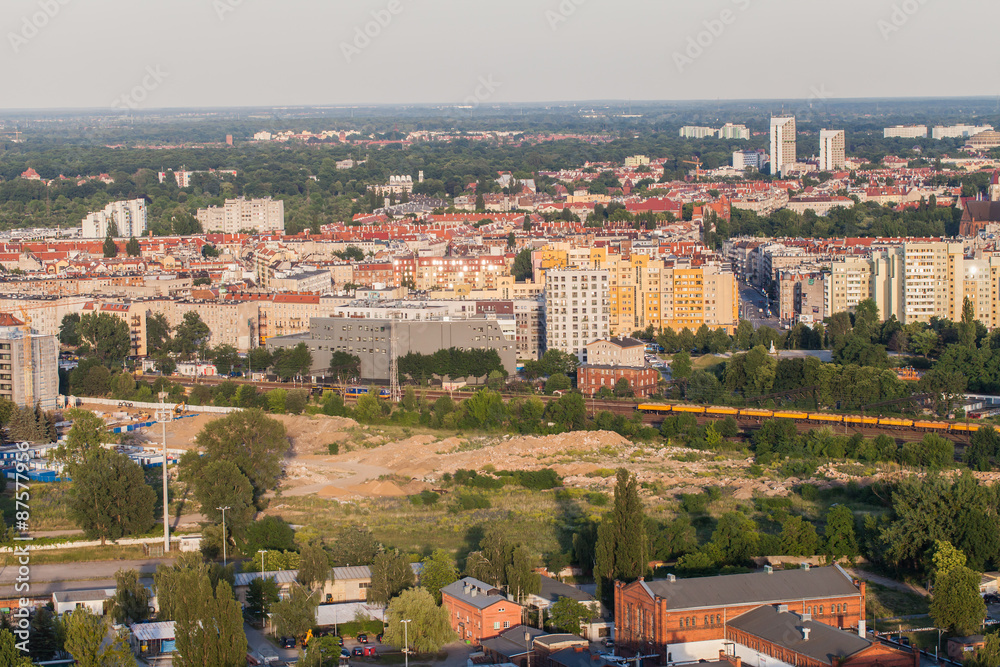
641 566 859 611
441 577 511 610
728 605 872 666
536 575 595 604
608 336 645 348
962 201 1000 222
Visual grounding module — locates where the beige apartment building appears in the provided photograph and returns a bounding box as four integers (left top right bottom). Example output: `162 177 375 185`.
826 242 967 325
197 197 285 235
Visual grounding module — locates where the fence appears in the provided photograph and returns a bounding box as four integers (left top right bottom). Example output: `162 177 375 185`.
67 397 240 415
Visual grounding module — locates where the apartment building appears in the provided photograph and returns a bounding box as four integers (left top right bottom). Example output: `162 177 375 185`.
267 315 517 381
0 314 58 411
441 578 522 645
819 130 846 171
883 125 927 139
544 269 611 362
679 126 717 139
769 116 796 177
826 242 965 324
82 199 147 238
197 197 285 234
777 271 826 325
718 123 751 140
732 150 766 172
931 124 993 140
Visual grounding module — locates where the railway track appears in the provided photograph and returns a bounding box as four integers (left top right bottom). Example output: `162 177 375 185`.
138 375 974 444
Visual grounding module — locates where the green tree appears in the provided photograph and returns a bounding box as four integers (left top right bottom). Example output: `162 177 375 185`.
823 505 859 562
180 458 255 535
368 549 415 604
507 544 541 603
594 469 647 609
63 608 136 667
212 344 240 376
970 634 1000 667
274 342 313 381
512 248 533 282
173 577 247 667
153 552 212 621
269 584 319 639
329 526 380 567
125 236 141 257
60 312 82 345
56 408 108 468
78 312 131 364
931 541 966 583
328 351 361 382
711 512 760 566
191 409 288 499
246 576 281 621
420 549 459 604
544 373 572 394
548 596 592 634
383 587 456 654
28 607 59 661
297 542 331 589
103 232 118 258
69 449 155 545
0 628 32 666
242 516 296 554
780 516 819 556
110 568 151 624
613 377 634 398
145 312 172 351
929 565 987 636
173 311 211 359
354 392 381 423
671 350 692 380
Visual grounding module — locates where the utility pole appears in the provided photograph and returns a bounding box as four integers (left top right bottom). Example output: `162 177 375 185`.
217 506 230 567
259 549 267 573
156 392 172 552
401 619 412 667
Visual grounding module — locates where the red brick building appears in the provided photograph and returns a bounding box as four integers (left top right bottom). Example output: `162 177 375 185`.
441 577 523 645
614 566 888 665
578 364 660 397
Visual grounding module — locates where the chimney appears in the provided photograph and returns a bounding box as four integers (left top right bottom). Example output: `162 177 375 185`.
666 574 676 583
764 565 773 574
802 628 811 641
777 604 788 614
464 583 471 595
801 562 810 571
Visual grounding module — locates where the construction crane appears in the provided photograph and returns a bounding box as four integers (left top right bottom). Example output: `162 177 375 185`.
682 157 705 179
18 307 33 408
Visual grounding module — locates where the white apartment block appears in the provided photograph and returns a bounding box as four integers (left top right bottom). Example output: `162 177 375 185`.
769 117 796 177
624 155 651 168
81 199 147 238
679 126 717 139
197 197 285 234
883 125 927 139
819 130 846 171
544 269 611 363
718 123 751 140
931 124 994 140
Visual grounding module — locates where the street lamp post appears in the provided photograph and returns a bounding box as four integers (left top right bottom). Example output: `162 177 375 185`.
525 631 532 667
401 619 412 667
217 506 231 567
156 392 172 552
259 549 267 573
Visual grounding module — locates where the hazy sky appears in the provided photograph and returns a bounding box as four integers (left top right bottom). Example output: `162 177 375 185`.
2 0 999 110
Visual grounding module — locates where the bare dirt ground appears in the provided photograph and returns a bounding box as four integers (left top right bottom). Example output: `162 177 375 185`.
83 406 999 503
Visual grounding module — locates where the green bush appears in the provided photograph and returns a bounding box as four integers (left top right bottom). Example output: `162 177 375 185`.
328 443 339 455
451 492 491 512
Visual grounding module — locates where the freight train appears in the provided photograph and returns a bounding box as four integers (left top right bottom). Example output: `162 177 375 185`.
635 403 982 433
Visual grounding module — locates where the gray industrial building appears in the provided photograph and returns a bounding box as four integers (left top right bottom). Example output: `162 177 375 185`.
266 316 517 381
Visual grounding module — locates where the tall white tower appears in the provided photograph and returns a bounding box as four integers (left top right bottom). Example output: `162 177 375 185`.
770 116 796 177
819 129 846 171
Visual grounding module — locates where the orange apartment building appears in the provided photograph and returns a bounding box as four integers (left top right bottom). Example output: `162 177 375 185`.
441 577 523 645
613 565 902 665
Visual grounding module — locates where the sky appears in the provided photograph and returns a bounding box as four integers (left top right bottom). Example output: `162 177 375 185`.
2 0 999 110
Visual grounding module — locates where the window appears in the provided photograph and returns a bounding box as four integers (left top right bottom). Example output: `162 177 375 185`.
494 622 500 630
503 621 510 629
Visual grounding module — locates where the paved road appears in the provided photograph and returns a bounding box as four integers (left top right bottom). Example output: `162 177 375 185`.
0 557 171 598
845 568 929 597
32 513 208 538
739 282 781 330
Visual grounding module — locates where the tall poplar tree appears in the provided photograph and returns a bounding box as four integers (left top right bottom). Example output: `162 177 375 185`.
594 468 647 609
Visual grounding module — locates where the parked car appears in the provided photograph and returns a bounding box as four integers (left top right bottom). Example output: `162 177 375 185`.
279 636 296 649
341 648 352 660
357 633 368 644
375 633 383 644
353 646 377 657
602 639 615 648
